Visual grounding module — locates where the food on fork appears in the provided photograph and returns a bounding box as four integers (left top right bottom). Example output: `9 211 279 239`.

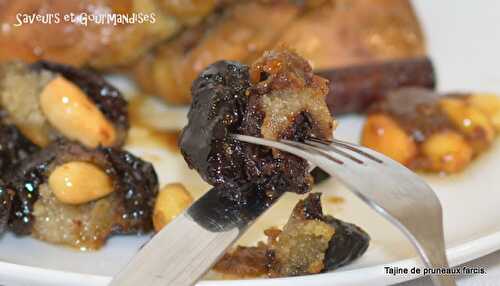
8 140 158 249
214 193 369 277
361 88 500 173
180 49 370 277
0 0 217 69
133 0 425 104
180 48 335 204
0 61 129 148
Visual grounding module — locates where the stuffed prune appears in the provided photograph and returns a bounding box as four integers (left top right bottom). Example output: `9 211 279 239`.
0 61 128 148
180 49 335 203
362 88 500 173
214 193 370 277
8 140 158 250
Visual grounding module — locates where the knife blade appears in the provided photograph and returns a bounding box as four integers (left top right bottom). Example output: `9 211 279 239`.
109 184 280 286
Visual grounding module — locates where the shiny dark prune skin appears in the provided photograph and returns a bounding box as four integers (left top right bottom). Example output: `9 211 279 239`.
30 61 129 147
301 193 370 271
0 183 13 234
180 60 323 203
0 123 40 178
0 123 39 234
104 148 159 232
323 216 370 271
8 140 158 235
179 61 252 201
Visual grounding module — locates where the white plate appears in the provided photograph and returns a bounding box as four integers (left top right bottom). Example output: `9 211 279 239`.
1 1 500 285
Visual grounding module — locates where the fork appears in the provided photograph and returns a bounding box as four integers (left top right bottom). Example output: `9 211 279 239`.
235 134 455 286
110 135 455 286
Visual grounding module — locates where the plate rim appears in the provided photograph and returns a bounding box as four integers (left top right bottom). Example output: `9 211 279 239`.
2 230 500 285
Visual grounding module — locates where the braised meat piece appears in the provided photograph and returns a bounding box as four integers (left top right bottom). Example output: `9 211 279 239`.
0 0 217 69
214 193 370 277
0 61 128 148
362 88 500 173
133 0 425 104
8 140 158 250
180 49 334 203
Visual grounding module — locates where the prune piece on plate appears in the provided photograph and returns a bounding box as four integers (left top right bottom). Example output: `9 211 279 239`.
0 183 13 234
0 61 128 147
323 216 370 271
180 49 335 204
268 193 369 276
0 123 40 178
214 193 369 277
8 140 158 249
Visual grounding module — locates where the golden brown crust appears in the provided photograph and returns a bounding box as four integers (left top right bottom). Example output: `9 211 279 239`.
276 0 425 69
0 0 216 69
134 0 300 103
133 0 425 104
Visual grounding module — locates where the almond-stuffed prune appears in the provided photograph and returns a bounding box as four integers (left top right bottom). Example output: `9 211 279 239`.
362 88 500 173
8 140 158 250
180 49 335 203
0 61 128 148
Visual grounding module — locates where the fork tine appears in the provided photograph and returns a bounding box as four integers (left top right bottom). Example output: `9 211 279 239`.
233 135 344 165
305 139 364 164
234 134 454 286
280 139 345 165
309 137 383 163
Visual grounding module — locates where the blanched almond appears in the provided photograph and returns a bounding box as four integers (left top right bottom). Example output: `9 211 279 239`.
40 76 116 148
49 161 114 205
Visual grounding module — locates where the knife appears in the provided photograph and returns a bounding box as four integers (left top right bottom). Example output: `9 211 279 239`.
109 184 281 286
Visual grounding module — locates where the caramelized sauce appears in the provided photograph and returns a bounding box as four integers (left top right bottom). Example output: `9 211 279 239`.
327 196 345 205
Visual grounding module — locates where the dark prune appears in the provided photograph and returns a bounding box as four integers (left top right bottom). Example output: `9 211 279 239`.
8 140 158 246
0 123 40 179
179 60 251 190
0 183 13 234
298 193 369 271
216 193 370 277
323 216 370 271
180 49 334 204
